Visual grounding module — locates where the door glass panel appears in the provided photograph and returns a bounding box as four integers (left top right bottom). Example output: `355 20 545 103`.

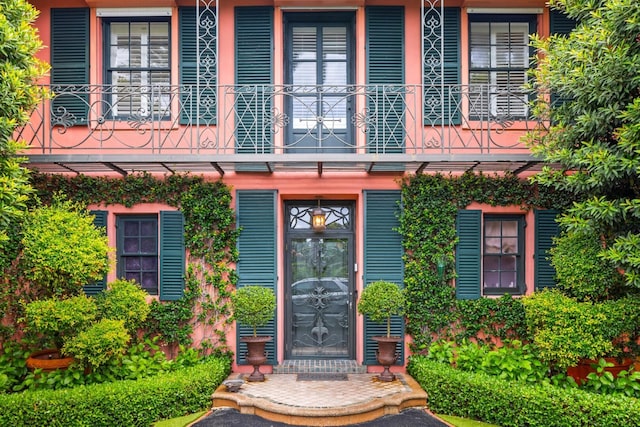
290 237 350 358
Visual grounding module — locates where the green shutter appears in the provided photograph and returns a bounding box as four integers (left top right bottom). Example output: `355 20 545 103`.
366 7 405 158
424 7 460 125
84 210 108 296
549 9 577 108
535 210 560 290
236 190 277 364
235 7 273 162
550 9 577 36
179 7 216 125
363 190 404 365
159 211 185 301
456 210 481 300
51 8 89 124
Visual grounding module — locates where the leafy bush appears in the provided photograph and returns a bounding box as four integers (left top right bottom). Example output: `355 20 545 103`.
550 229 625 301
20 198 111 298
22 295 98 348
95 279 150 333
0 356 231 426
523 290 617 370
408 356 640 427
62 319 130 370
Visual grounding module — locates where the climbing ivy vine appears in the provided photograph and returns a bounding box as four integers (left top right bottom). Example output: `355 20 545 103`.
30 172 239 357
399 172 577 352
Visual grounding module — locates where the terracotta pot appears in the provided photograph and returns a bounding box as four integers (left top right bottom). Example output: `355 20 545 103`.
372 336 401 382
567 357 634 385
241 336 271 382
26 349 74 372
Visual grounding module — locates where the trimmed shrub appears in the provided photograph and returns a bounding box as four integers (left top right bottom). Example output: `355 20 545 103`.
408 356 640 427
62 319 130 370
0 356 230 426
95 279 150 333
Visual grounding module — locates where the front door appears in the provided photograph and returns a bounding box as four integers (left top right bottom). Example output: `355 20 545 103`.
285 13 355 153
285 202 355 359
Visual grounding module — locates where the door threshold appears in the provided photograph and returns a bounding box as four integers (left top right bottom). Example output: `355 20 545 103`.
273 359 366 374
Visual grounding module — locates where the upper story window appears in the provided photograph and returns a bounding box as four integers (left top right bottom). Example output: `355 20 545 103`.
483 215 525 295
468 14 536 119
104 18 171 119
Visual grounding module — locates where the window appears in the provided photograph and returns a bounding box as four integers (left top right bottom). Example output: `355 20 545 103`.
104 18 170 118
117 215 159 294
469 15 535 118
483 215 524 295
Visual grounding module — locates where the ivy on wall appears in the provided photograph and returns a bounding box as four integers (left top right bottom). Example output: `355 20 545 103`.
399 172 577 352
30 172 239 357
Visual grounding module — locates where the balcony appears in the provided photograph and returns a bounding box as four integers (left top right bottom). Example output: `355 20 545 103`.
16 84 548 175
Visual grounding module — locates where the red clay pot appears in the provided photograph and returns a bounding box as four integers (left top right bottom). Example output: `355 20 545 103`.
26 349 74 372
567 357 634 384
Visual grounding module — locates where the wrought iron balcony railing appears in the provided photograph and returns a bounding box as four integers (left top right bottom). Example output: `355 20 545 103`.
16 84 544 158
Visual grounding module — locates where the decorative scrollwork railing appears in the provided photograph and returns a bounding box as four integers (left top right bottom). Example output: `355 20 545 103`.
15 84 545 156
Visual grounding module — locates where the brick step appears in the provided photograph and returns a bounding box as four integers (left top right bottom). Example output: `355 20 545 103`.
272 359 366 374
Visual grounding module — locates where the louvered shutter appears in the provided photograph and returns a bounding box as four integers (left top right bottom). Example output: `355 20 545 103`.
456 210 481 299
424 7 461 125
235 7 273 165
179 7 216 125
84 210 108 296
363 190 404 365
236 191 277 365
159 211 185 301
535 210 560 290
366 7 405 160
51 8 89 124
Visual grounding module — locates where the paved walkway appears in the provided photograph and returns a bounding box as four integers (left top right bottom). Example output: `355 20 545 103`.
196 372 450 427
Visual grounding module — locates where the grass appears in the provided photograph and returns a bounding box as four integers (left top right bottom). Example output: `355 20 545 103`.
440 414 500 427
153 411 207 427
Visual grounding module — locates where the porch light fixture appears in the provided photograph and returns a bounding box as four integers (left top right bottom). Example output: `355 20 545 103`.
311 202 326 232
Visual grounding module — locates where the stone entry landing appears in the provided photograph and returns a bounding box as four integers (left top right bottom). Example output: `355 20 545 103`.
211 373 428 426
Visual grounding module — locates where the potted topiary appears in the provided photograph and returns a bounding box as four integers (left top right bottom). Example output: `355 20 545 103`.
17 197 112 370
23 279 150 372
357 280 405 381
23 294 98 371
230 285 276 382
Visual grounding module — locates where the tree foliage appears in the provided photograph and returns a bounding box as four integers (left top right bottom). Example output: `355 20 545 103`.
527 0 640 288
0 0 48 244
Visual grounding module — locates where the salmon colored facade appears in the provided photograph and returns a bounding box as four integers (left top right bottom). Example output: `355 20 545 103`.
22 0 570 374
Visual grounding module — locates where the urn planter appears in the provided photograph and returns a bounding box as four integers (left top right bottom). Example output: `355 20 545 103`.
373 336 401 382
241 336 272 382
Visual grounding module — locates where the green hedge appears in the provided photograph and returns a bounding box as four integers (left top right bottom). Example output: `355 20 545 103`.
408 356 640 427
0 357 230 426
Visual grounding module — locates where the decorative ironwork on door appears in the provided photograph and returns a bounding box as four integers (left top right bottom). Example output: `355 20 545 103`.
286 203 354 359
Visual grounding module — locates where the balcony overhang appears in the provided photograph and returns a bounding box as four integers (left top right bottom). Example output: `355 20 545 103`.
23 153 547 177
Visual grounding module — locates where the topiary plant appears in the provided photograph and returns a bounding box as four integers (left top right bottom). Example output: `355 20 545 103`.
230 286 276 337
357 280 405 338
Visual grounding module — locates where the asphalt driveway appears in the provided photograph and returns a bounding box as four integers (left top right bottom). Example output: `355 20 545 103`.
192 407 449 427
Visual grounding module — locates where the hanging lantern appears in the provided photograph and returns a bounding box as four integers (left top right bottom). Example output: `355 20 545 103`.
311 203 326 232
